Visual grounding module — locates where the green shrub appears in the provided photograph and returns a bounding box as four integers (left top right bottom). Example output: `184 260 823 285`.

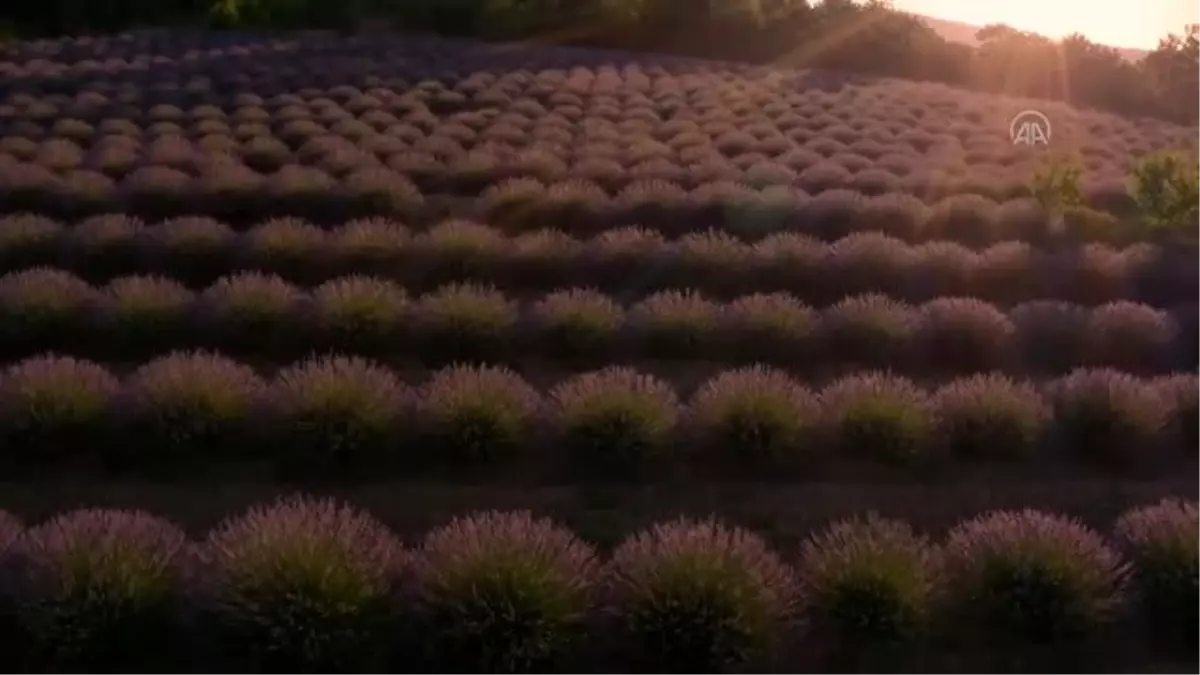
1128 150 1199 236
1028 154 1083 216
210 0 362 31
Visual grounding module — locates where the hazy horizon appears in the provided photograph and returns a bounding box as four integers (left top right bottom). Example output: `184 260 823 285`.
892 0 1196 50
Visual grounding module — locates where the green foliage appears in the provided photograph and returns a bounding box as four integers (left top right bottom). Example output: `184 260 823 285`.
209 0 362 31
1028 154 1083 215
1128 150 1199 235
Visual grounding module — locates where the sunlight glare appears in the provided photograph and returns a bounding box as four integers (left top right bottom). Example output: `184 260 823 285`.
892 0 1196 49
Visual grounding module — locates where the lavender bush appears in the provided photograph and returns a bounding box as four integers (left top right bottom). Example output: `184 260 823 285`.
628 290 722 359
310 276 408 354
1113 500 1198 649
913 297 1015 374
1083 302 1178 374
265 356 409 477
529 288 623 361
329 218 410 277
0 268 96 354
1153 374 1199 452
411 283 518 362
687 366 819 468
415 365 542 468
112 352 265 469
197 273 306 356
6 509 187 670
0 356 118 467
602 518 797 672
0 214 61 271
819 295 917 371
1010 300 1089 373
238 217 328 283
142 216 235 285
932 375 1050 461
549 367 679 476
796 515 933 666
937 510 1126 649
195 496 406 671
413 511 599 672
1049 369 1167 465
97 275 195 355
719 293 817 365
820 373 935 465
62 214 144 280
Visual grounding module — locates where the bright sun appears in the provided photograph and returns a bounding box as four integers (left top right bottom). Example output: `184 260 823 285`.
892 0 1196 50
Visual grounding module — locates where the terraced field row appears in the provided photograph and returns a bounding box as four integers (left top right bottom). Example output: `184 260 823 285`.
0 160 1170 244
0 495 1192 673
2 352 1193 479
2 268 1194 373
3 214 1194 306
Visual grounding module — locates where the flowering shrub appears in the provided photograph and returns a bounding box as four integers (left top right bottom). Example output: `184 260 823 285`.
195 496 406 671
6 509 188 670
797 515 933 666
1113 500 1198 649
413 511 598 672
602 518 797 672
937 510 1125 649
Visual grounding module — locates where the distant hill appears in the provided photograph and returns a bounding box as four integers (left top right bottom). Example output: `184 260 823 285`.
915 14 1151 62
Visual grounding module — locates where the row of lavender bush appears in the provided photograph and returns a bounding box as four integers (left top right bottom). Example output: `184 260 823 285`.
0 157 1149 244
0 496 1193 672
2 214 1191 306
0 81 1124 160
0 123 1051 204
0 83 1099 167
1 354 1193 477
1 268 1192 373
0 77 1155 186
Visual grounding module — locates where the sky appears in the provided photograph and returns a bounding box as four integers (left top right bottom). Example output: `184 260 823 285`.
891 0 1197 49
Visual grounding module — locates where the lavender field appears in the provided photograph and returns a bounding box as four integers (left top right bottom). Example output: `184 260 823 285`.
0 29 1195 672
0 31 1195 476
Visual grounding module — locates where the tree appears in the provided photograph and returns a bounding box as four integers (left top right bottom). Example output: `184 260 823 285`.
1141 24 1199 123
